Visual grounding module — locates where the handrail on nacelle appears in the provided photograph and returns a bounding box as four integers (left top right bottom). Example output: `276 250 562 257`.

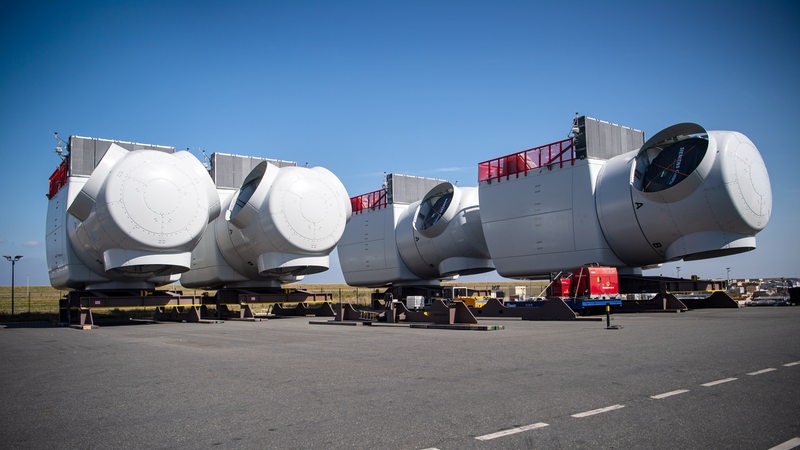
48 158 69 199
478 138 575 183
350 188 388 214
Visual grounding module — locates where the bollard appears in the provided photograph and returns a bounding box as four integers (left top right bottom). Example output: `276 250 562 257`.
605 302 621 330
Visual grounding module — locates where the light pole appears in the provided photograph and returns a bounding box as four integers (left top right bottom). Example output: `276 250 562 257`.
676 266 681 279
726 267 731 284
4 255 23 318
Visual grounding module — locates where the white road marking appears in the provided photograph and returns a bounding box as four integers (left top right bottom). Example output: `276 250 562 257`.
475 422 549 441
769 437 800 450
747 368 777 376
650 389 690 399
441 360 795 448
571 404 625 418
701 377 737 387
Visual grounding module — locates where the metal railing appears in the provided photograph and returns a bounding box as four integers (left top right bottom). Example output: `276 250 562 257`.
478 138 575 183
350 188 388 214
48 158 69 199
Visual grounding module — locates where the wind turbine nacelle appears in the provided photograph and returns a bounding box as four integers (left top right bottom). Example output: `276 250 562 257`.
338 174 493 287
395 182 494 278
479 118 771 278
180 154 351 290
46 137 220 290
595 123 771 265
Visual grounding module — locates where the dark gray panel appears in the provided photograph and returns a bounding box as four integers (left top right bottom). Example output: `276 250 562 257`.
210 153 297 189
386 173 445 204
575 116 644 160
68 136 174 176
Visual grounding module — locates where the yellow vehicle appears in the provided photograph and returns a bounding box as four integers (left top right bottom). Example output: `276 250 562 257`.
454 296 488 308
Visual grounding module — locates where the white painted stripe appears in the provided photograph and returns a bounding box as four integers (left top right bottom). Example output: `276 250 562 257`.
475 422 549 441
769 437 800 450
747 368 777 376
783 361 800 367
701 377 737 387
571 404 625 418
650 389 690 399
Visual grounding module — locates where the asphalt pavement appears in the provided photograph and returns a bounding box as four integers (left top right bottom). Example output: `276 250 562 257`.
1 307 799 449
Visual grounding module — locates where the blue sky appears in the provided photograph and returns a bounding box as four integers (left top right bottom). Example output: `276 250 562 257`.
1 0 798 286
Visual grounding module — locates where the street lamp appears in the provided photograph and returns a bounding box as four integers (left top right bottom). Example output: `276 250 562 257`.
4 255 23 318
676 266 681 279
726 267 731 283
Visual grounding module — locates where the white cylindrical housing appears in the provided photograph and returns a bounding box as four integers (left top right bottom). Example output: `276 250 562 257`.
215 162 352 278
68 146 221 278
596 123 772 266
395 182 494 279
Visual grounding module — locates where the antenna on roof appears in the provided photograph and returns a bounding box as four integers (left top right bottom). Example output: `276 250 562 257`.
200 148 211 170
53 132 67 160
569 112 580 137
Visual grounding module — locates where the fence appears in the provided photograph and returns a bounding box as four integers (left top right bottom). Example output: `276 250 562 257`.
350 188 388 214
478 138 576 183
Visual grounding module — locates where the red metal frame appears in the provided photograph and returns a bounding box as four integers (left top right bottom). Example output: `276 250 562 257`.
48 158 69 199
350 188 388 214
478 138 575 183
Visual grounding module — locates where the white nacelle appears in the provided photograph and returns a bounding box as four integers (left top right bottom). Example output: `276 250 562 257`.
338 179 493 287
481 122 772 278
595 123 771 265
47 143 221 290
396 183 494 278
181 161 352 289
